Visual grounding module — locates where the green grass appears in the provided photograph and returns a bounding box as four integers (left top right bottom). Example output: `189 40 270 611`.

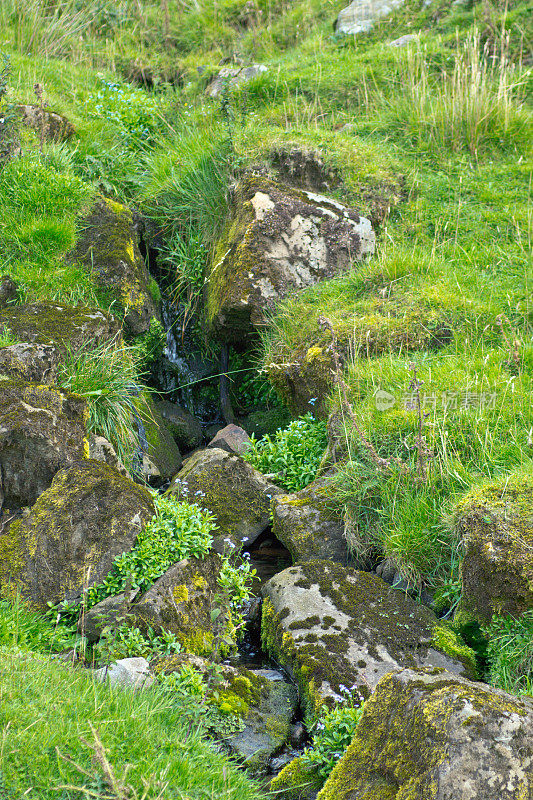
0 648 264 799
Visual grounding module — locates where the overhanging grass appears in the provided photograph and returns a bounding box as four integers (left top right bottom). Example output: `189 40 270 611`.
0 648 264 799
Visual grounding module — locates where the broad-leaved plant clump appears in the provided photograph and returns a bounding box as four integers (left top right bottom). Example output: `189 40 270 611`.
243 413 327 492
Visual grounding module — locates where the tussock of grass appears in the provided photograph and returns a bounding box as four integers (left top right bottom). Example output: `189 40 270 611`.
0 648 263 799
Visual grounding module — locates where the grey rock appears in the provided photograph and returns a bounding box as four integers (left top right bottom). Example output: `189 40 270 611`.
88 435 129 476
272 477 347 564
94 657 154 690
156 400 203 451
79 590 140 643
0 460 155 610
335 0 405 35
0 276 18 307
17 104 75 142
207 64 268 97
262 562 476 721
388 33 418 47
207 174 375 343
207 424 251 455
318 667 533 800
0 342 60 383
169 447 283 547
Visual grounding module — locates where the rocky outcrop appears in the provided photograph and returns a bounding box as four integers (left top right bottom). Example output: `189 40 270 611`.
0 379 87 508
169 448 283 548
129 554 224 655
0 343 60 383
70 198 159 336
0 460 154 609
272 478 347 564
156 400 203 451
335 0 405 36
454 472 533 624
261 562 476 721
94 657 154 690
206 174 375 342
88 434 129 476
0 302 120 353
207 65 268 97
318 667 533 800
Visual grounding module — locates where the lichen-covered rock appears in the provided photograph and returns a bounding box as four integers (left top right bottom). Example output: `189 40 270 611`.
156 400 203 451
0 302 120 353
454 473 533 624
129 555 223 655
0 460 154 609
135 393 182 484
270 757 322 800
207 174 375 342
265 343 335 418
261 562 476 722
17 105 75 142
70 198 159 336
335 0 405 36
226 667 298 775
269 145 341 194
88 434 129 476
0 379 87 508
169 447 283 547
272 478 347 564
207 64 268 97
94 657 154 690
318 667 533 800
0 342 60 383
79 590 139 643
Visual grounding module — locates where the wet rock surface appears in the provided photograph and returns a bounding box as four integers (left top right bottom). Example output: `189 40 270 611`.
0 342 60 383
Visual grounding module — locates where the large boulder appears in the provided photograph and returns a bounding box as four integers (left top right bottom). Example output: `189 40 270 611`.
261 562 476 721
335 0 405 36
454 473 533 624
0 343 60 383
169 448 283 548
0 379 87 508
70 198 159 336
272 477 347 564
0 302 120 353
206 174 375 342
0 460 154 609
129 555 224 655
318 667 533 800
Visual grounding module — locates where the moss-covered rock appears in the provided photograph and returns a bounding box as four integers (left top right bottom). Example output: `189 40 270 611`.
129 555 224 656
261 562 476 723
272 477 348 564
0 302 120 353
266 343 335 418
206 174 375 343
0 342 59 383
70 198 159 336
0 460 154 610
270 756 323 800
318 667 533 800
454 472 533 624
156 400 203 452
136 392 182 484
0 275 19 308
17 105 75 142
169 447 283 547
0 378 87 508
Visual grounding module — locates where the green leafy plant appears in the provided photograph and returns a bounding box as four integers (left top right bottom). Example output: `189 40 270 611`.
57 339 147 473
484 610 533 696
86 492 217 606
301 687 365 782
85 80 162 145
0 324 18 347
95 622 182 663
243 413 328 491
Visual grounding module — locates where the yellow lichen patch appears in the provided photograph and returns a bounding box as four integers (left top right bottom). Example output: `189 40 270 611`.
172 584 189 603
